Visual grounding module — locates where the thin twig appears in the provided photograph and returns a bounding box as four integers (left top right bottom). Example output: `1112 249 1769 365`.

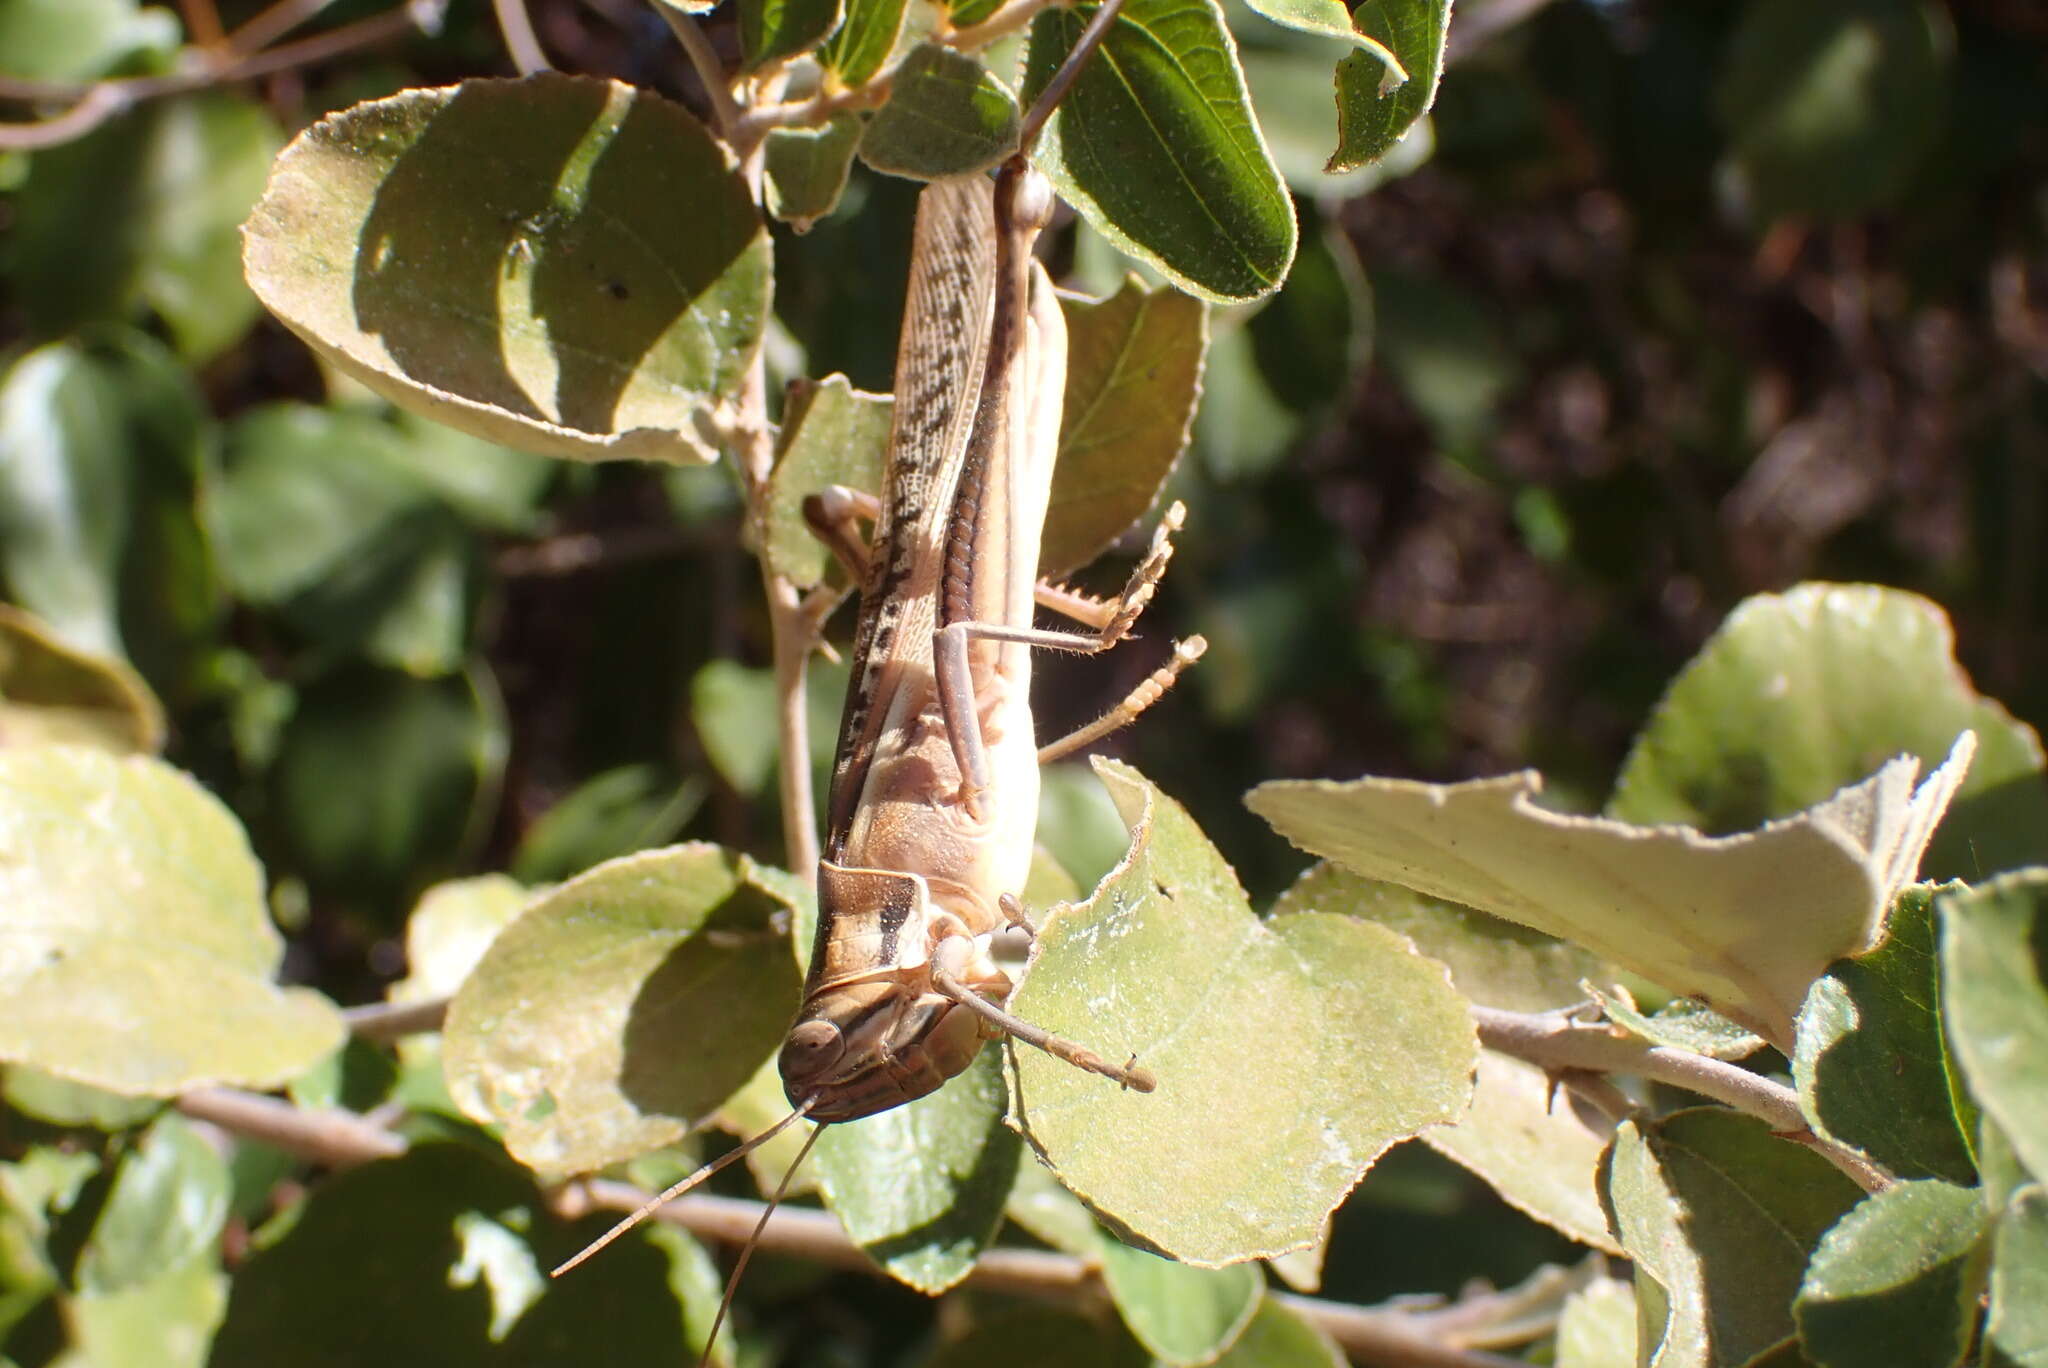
570 1183 1526 1368
0 85 133 150
180 1085 1526 1368
177 1087 406 1165
1471 1005 1891 1192
492 0 551 72
658 7 743 138
0 0 438 149
226 0 343 55
342 995 450 1041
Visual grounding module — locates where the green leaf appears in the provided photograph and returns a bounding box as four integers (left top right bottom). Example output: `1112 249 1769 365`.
924 1307 1148 1368
1004 1156 1101 1256
0 604 163 753
1247 734 1973 1049
1244 0 1405 74
1244 212 1371 415
1592 987 1766 1061
209 1145 533 1366
761 375 893 588
1036 760 1146 899
764 115 863 230
1988 1184 2048 1368
1234 37 1429 196
444 845 802 1174
74 1115 228 1295
210 404 504 676
690 660 782 797
1795 885 1977 1184
510 766 706 885
1010 760 1476 1264
268 666 504 905
243 75 770 465
739 0 843 68
1609 583 2048 883
1022 0 1296 303
1041 279 1207 579
1716 0 1952 222
1556 1277 1637 1368
815 1047 1019 1292
1095 1236 1260 1364
1938 873 2048 1181
820 0 907 86
1204 1296 1346 1368
0 335 215 666
1599 1109 1863 1368
1330 0 1450 172
1271 865 1618 1253
390 875 530 1005
2 1067 159 1131
6 93 280 361
0 747 344 1094
0 0 178 81
1794 1180 1989 1368
68 1254 226 1368
860 43 1022 179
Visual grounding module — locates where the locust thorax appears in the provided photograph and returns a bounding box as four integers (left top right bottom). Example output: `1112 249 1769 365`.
782 862 998 1123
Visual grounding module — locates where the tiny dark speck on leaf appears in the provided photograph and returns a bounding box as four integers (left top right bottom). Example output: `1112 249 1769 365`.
606 281 629 300
1152 880 1172 900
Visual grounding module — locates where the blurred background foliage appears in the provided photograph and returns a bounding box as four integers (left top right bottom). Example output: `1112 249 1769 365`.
2 0 2046 1357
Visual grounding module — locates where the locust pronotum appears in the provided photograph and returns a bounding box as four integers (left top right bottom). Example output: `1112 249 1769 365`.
556 0 1205 1342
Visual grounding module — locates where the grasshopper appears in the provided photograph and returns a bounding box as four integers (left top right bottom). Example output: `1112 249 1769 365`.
556 0 1203 1328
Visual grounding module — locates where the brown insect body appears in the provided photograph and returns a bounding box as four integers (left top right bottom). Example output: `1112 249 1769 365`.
782 169 1067 1123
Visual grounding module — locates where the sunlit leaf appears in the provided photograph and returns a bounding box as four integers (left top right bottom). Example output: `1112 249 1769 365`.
1938 872 2048 1181
444 845 801 1174
764 115 863 230
1610 583 2048 882
762 375 891 587
0 605 163 753
1555 1277 1637 1368
0 747 344 1093
820 0 907 86
1988 1184 2048 1368
1022 0 1296 302
1795 884 1977 1184
815 1047 1019 1292
1271 865 1618 1253
739 0 842 69
860 44 1021 179
1599 1109 1861 1368
1011 760 1475 1264
1794 1180 1989 1368
1095 1237 1260 1364
1041 278 1207 579
243 75 770 464
1249 733 1974 1048
1330 0 1450 172
73 1115 228 1295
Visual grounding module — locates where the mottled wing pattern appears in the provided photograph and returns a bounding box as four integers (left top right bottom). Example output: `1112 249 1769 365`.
823 176 1000 853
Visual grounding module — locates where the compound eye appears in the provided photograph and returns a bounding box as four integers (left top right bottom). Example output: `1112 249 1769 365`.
780 1020 844 1080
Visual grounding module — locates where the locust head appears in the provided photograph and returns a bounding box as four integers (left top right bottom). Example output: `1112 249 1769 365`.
780 861 990 1123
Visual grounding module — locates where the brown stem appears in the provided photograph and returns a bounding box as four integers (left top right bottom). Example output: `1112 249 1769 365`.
491 0 551 72
1470 1004 1892 1192
178 1086 1531 1368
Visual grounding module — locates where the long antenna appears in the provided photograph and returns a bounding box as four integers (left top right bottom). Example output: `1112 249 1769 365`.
551 1099 818 1278
1015 0 1129 157
696 1122 827 1368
